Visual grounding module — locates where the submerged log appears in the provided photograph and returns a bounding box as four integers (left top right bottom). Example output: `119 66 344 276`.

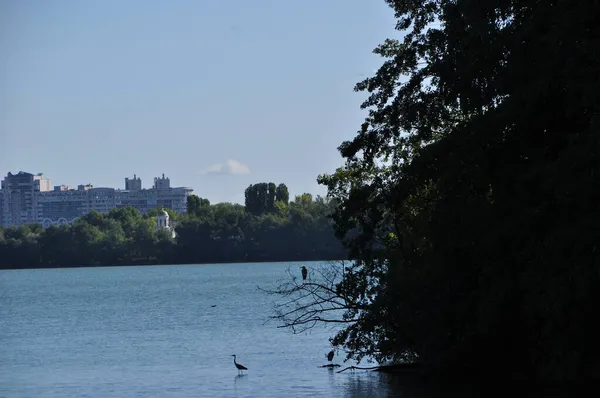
319 364 341 368
336 363 422 374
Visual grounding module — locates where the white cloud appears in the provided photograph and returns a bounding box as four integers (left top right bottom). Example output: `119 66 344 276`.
199 159 250 176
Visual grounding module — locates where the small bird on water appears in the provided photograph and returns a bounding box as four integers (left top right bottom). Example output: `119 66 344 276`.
301 266 308 281
231 354 248 374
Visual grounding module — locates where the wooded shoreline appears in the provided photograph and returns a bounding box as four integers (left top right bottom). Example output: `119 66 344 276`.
0 186 347 270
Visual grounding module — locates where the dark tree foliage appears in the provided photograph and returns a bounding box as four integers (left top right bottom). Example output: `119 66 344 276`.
312 0 599 386
244 182 289 216
267 182 277 213
186 195 210 216
276 183 290 205
0 187 346 269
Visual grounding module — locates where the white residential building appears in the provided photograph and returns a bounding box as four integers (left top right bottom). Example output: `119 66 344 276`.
125 174 142 191
0 171 52 227
115 174 191 214
36 185 116 227
36 185 90 228
0 172 193 227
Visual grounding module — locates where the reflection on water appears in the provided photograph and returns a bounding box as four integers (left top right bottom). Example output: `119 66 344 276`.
338 373 398 398
0 263 578 397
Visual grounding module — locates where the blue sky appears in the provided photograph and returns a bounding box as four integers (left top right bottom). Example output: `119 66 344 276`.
1 0 396 204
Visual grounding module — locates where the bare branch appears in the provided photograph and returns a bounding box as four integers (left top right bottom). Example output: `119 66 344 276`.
259 260 363 335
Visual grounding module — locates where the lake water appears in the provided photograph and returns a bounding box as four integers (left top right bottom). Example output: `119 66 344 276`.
2 261 425 398
0 262 577 398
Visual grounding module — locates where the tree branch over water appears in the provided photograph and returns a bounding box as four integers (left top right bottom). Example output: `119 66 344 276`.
259 261 364 334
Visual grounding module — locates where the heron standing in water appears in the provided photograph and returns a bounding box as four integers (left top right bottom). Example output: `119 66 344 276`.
301 266 307 281
231 355 248 374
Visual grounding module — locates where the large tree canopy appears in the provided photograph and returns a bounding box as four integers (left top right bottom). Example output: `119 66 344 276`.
315 0 599 385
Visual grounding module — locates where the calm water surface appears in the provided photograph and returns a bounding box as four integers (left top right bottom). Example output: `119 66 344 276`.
1 262 422 398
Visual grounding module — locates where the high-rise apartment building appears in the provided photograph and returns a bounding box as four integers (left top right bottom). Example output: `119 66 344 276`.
125 174 142 191
116 174 191 214
153 174 170 190
0 171 51 227
36 184 114 227
0 171 193 227
36 185 87 227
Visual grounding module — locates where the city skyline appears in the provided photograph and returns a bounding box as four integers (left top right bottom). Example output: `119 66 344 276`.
0 169 321 203
0 170 192 227
0 170 192 192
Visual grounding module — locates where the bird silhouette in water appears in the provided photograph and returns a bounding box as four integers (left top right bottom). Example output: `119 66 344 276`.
301 266 308 281
326 350 335 362
231 354 248 374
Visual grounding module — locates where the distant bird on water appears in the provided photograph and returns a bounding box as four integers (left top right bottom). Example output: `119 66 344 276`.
231 354 248 374
327 350 334 362
301 266 308 281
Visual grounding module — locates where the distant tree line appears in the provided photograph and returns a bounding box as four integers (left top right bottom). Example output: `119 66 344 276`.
0 182 346 269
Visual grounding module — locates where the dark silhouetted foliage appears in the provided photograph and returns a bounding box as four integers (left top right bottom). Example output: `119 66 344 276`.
304 0 599 386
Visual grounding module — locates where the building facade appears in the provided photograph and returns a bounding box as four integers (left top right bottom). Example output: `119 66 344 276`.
0 171 193 227
37 185 89 228
35 184 114 227
115 174 191 214
0 171 52 227
125 174 142 191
